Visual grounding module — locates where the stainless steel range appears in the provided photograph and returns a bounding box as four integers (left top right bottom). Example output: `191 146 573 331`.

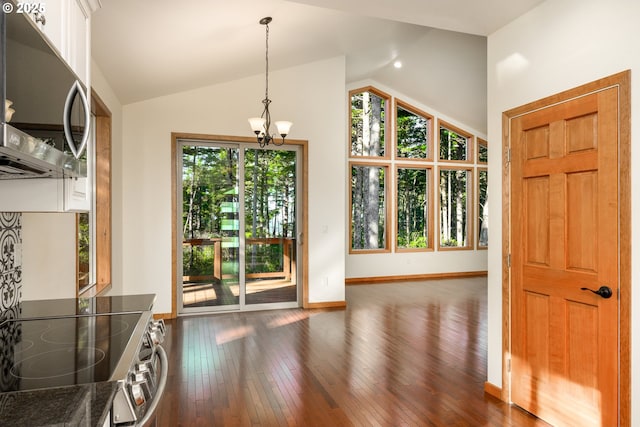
0 295 167 426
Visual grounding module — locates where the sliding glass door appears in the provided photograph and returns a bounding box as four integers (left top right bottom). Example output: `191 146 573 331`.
180 144 240 310
244 149 298 306
177 139 300 314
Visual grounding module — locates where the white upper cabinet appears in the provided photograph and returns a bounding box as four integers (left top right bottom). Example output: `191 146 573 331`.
67 0 90 85
24 1 64 52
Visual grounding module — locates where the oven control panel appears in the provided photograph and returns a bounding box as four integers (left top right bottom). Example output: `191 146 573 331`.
112 317 167 425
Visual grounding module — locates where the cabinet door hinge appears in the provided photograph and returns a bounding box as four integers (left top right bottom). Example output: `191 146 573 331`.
507 358 512 373
507 254 511 268
506 148 511 164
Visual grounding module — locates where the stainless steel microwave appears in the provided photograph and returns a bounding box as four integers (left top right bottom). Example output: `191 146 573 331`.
0 4 89 179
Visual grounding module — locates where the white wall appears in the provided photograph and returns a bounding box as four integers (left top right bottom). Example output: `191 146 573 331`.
487 0 640 422
21 213 77 300
345 79 488 279
115 56 346 313
360 28 487 134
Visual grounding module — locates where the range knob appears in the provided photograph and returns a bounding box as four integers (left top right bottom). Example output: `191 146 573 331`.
148 329 163 345
136 361 154 376
148 319 166 345
130 381 146 407
151 319 166 335
136 361 156 389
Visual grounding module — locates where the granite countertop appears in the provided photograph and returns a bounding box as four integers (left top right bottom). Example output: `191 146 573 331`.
0 382 118 427
1 294 157 324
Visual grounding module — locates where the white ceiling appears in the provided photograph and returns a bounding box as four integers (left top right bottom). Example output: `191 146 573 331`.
289 0 544 36
91 0 545 133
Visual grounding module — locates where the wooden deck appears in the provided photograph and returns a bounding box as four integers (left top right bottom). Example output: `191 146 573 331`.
183 279 297 307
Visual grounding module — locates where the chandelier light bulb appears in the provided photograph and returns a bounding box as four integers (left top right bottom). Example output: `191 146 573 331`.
248 117 266 134
275 121 292 137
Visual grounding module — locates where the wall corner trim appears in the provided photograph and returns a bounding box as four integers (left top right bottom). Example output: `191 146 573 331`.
484 382 503 401
305 301 347 310
346 271 488 285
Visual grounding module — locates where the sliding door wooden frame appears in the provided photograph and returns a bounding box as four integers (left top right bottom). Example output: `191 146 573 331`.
170 133 309 318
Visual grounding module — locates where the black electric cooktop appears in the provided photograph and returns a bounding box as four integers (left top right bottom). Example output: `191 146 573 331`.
0 312 147 393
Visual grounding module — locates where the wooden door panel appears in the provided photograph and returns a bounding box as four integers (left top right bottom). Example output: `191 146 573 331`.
566 300 598 390
511 87 619 426
524 126 550 159
524 291 550 378
566 171 597 272
524 177 550 266
566 113 598 153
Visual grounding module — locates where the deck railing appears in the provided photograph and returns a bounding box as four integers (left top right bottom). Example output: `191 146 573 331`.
182 237 296 283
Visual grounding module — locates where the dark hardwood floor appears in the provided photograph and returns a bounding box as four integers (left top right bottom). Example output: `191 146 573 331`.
153 278 549 426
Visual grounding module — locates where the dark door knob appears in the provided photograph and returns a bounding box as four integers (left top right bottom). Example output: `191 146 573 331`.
580 286 613 299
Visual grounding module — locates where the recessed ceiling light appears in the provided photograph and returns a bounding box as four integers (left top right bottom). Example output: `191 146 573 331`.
393 60 402 69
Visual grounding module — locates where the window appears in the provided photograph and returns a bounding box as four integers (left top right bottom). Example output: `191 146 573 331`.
477 139 488 248
397 167 431 249
350 87 389 158
477 138 488 163
439 121 472 162
77 114 97 295
439 168 471 249
77 212 92 291
395 100 433 160
348 86 487 254
350 164 388 251
478 168 488 248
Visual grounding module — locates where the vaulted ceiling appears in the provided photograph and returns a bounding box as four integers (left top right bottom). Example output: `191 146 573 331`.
92 0 545 133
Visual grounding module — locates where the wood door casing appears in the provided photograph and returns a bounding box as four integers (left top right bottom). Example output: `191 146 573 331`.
93 91 112 294
509 84 620 426
78 90 112 297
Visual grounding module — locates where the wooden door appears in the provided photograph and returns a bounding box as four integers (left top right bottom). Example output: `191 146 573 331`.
510 86 619 426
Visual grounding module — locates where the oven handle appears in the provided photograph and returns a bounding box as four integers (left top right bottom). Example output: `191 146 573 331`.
135 345 168 427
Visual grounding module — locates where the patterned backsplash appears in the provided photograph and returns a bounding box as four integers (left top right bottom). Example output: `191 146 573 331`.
0 213 21 312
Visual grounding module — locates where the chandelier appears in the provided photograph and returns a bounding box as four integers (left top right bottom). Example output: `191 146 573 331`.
248 17 292 147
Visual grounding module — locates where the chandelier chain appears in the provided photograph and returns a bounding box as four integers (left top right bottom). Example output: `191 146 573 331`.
264 23 269 102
